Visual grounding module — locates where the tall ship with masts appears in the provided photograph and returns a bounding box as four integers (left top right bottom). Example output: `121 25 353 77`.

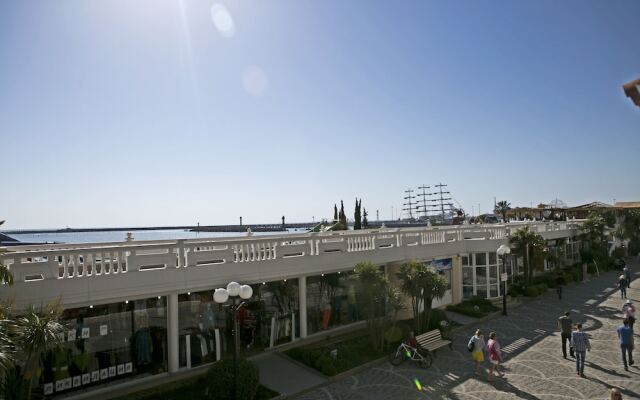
401 183 465 225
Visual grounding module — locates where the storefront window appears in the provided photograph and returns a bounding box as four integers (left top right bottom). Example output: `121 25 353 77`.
251 280 300 347
475 253 487 266
178 279 300 368
462 267 473 286
41 297 167 396
307 271 361 335
178 292 222 368
488 265 498 286
489 252 497 265
476 266 487 286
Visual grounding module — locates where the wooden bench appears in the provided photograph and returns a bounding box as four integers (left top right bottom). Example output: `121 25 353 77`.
416 329 452 356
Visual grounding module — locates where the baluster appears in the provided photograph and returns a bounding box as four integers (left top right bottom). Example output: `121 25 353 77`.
61 254 68 278
121 251 128 272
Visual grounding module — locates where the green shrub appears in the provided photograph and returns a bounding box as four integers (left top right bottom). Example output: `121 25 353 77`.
538 283 548 292
525 286 539 297
570 268 582 282
509 284 524 297
285 335 387 377
207 358 259 400
314 355 337 376
587 263 597 274
562 272 574 283
446 298 499 318
301 348 322 367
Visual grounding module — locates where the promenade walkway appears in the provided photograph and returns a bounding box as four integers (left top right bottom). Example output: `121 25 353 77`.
294 265 640 400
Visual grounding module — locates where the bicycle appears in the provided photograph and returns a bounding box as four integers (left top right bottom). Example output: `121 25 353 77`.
389 342 433 368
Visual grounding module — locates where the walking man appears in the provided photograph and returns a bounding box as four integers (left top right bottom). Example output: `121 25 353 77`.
619 275 628 299
556 275 564 300
617 318 634 371
468 329 486 374
622 300 636 332
571 323 591 377
624 264 632 288
558 311 574 358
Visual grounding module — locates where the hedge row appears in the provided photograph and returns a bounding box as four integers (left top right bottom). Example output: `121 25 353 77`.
445 298 499 318
286 335 387 376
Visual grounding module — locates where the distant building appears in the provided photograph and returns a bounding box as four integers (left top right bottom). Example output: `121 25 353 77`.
614 201 640 210
566 202 614 220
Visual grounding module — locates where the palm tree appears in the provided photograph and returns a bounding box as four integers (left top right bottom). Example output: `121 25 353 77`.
0 248 14 376
397 260 424 331
13 302 65 400
420 270 448 332
509 226 546 284
494 200 511 222
354 262 401 351
580 212 608 263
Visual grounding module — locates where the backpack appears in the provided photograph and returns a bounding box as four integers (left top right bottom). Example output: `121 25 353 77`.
467 338 475 352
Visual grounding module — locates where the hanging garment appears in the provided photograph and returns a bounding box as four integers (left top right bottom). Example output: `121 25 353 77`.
322 304 332 330
135 329 152 365
197 334 208 357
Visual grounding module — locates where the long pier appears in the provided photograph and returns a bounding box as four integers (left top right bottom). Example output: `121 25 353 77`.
2 223 317 235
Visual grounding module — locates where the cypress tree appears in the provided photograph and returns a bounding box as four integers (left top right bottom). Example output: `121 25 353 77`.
363 207 369 228
333 204 338 222
354 198 362 230
339 200 347 229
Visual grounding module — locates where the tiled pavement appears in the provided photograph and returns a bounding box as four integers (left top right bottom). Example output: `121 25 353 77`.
294 265 640 400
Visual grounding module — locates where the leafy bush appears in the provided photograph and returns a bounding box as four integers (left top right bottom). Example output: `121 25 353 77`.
562 272 574 284
446 298 499 318
525 286 539 297
570 267 582 282
314 354 338 376
207 358 259 400
285 335 387 376
113 376 278 400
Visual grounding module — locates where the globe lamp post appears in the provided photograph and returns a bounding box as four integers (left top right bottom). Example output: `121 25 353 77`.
214 282 253 399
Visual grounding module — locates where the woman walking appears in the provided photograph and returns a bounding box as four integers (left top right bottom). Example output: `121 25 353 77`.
468 329 486 374
487 332 505 381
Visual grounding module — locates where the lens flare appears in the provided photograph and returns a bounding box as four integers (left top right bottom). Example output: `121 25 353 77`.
242 66 269 96
211 3 235 38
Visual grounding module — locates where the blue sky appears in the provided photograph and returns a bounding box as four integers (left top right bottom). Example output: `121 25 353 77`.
1 0 639 229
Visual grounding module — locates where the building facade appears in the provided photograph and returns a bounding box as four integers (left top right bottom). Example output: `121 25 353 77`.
0 221 583 398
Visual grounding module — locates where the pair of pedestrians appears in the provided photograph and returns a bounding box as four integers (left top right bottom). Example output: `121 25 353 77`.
557 311 591 376
468 329 504 381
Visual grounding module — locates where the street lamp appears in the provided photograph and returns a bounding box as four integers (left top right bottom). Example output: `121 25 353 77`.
214 282 253 399
497 244 511 316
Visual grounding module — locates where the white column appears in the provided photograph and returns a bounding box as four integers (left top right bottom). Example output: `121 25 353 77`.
299 276 307 339
167 293 179 373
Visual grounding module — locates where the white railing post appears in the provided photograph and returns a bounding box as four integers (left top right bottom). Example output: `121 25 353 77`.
167 293 179 373
299 276 307 338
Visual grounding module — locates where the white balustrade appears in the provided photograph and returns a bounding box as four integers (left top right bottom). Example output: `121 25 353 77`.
0 221 584 308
